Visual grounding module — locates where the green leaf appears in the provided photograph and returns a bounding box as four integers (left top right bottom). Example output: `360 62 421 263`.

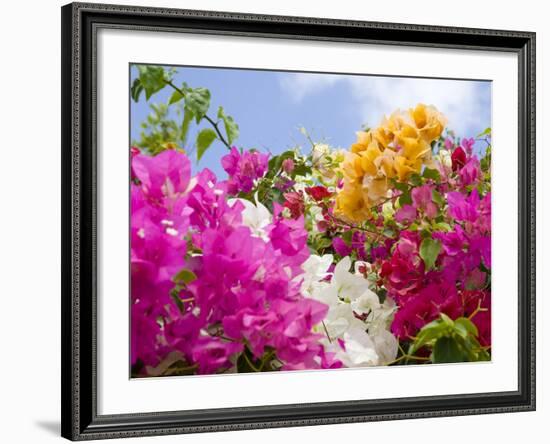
185 87 211 123
477 127 491 138
179 108 194 146
398 191 412 206
393 181 409 192
419 237 441 270
293 163 312 177
409 173 422 186
137 65 169 100
454 317 479 338
341 230 353 247
432 336 468 363
432 222 451 232
135 102 180 154
267 150 295 177
130 78 144 102
423 168 441 181
480 146 492 172
410 321 447 354
315 236 333 251
169 89 185 105
173 269 197 285
440 313 454 327
196 128 218 161
432 189 445 207
411 314 489 363
217 106 240 144
476 347 491 362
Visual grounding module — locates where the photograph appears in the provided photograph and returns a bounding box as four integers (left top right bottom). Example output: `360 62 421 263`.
129 64 493 377
0 0 543 442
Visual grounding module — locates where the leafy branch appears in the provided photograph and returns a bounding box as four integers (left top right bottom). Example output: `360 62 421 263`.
131 65 239 160
164 80 231 150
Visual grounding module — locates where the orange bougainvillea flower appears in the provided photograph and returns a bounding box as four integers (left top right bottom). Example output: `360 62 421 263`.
410 103 447 142
335 182 372 223
335 103 447 223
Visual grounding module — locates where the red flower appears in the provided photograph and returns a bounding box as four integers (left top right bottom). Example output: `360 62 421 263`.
391 282 462 340
380 232 426 300
305 186 332 201
451 146 467 171
283 191 305 219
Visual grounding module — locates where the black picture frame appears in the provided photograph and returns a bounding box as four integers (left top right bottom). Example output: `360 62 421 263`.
61 2 536 440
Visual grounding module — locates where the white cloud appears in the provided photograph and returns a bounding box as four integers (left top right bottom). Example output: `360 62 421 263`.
278 73 491 137
278 73 342 103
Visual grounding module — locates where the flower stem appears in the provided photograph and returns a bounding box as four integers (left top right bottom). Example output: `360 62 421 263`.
322 321 333 343
242 349 261 372
388 353 430 365
468 300 489 321
258 350 275 371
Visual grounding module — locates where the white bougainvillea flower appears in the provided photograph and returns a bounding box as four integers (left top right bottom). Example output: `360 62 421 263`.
350 291 380 316
322 303 357 339
367 297 397 333
300 254 333 294
228 196 272 241
339 325 380 367
371 329 399 365
301 255 399 367
331 256 372 303
353 260 371 275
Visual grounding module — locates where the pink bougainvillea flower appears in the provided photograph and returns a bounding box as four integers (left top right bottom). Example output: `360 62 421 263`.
132 148 191 202
130 146 141 180
433 227 467 257
274 177 295 191
447 189 480 223
191 337 244 375
459 156 482 186
221 147 269 195
411 184 437 219
331 230 369 260
477 192 492 234
470 235 491 268
332 237 352 257
267 204 310 276
461 137 475 155
370 240 393 262
282 158 295 174
319 349 344 369
395 204 417 224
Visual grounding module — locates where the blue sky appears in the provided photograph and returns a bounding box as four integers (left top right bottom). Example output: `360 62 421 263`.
130 65 491 178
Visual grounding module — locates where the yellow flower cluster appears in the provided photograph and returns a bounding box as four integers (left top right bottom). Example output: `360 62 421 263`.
335 104 447 223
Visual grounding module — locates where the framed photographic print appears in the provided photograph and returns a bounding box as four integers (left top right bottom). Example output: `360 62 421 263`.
61 2 536 440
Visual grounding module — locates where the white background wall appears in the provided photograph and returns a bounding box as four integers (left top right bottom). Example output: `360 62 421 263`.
0 0 546 442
